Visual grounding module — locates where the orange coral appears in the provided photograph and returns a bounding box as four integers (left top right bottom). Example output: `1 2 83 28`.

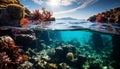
20 18 30 24
22 55 29 61
20 18 30 28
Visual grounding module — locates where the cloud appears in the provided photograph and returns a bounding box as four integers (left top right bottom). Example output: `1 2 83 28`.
54 0 98 14
46 0 61 7
46 0 76 7
61 0 76 6
32 0 44 5
32 0 98 14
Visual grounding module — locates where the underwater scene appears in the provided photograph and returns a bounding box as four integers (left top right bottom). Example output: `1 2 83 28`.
0 0 120 69
0 20 120 69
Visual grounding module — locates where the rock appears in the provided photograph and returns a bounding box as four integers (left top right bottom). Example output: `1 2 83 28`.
15 34 36 46
58 63 67 69
0 29 14 38
0 0 31 26
88 7 120 24
47 49 56 57
45 17 56 21
0 4 25 26
6 4 25 19
0 0 30 16
76 54 87 69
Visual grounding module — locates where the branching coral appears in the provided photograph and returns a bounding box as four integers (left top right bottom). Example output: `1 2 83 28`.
31 8 55 22
32 9 41 20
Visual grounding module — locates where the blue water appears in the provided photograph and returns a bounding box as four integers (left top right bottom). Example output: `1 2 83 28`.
27 20 120 35
60 31 92 45
1 20 118 69
60 30 112 46
0 20 115 47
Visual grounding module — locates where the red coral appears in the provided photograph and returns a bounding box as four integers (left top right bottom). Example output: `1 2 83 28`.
32 9 42 20
31 8 55 22
20 18 30 28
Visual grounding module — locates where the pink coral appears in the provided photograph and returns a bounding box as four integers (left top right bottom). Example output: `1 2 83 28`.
0 36 27 69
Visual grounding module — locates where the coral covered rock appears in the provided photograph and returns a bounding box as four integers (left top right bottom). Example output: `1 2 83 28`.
0 4 25 26
6 4 25 19
0 0 30 16
88 7 120 24
15 34 36 46
0 0 31 26
0 36 27 69
66 52 74 61
0 0 21 8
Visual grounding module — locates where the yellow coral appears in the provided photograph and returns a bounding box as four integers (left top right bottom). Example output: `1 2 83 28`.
49 63 57 69
66 52 74 61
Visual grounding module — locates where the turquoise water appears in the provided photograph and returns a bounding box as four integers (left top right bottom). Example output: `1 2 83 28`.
0 20 119 69
60 30 112 47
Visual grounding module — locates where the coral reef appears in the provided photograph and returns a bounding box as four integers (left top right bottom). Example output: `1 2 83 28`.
17 61 33 69
0 36 27 69
0 28 114 69
16 35 114 69
88 7 120 24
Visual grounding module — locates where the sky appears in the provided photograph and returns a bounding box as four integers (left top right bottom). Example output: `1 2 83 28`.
20 0 120 19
